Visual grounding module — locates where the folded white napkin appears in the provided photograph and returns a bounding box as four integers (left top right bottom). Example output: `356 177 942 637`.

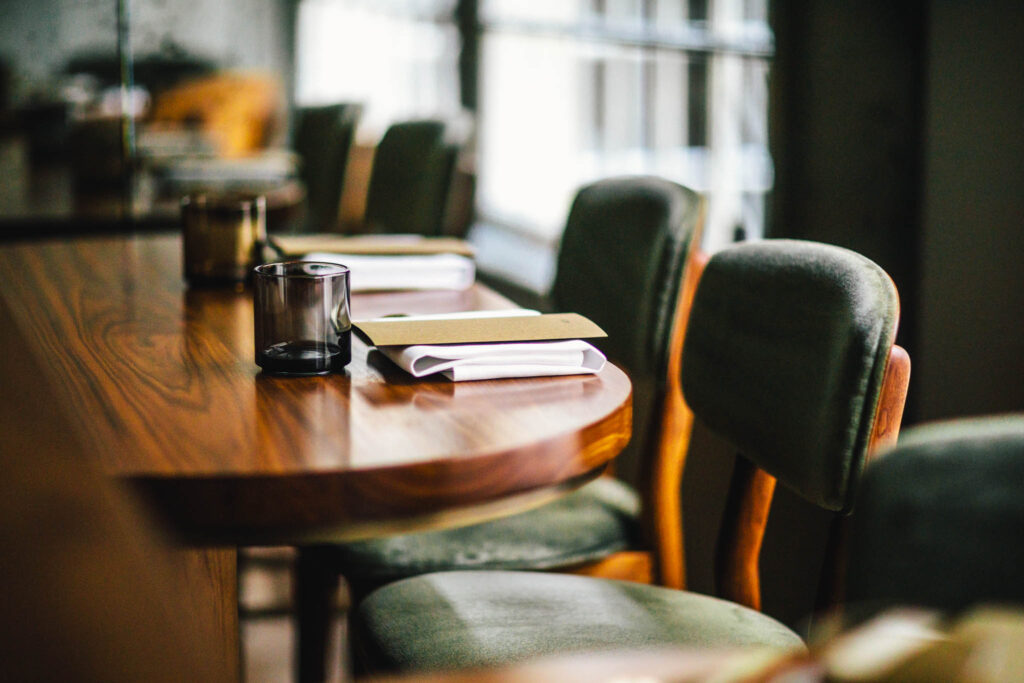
379 339 606 382
302 252 475 292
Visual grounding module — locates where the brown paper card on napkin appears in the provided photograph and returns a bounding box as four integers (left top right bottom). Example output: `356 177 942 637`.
271 234 475 257
355 313 606 347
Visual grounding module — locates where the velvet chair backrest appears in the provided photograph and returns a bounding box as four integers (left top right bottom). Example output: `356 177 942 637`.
552 176 702 385
681 239 900 513
551 177 702 499
364 119 459 236
295 102 362 232
846 415 1024 614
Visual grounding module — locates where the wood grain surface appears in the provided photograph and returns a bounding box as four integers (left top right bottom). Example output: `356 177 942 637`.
0 294 236 681
0 235 632 544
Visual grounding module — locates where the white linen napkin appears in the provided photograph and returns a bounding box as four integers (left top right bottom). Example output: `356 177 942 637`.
378 340 607 381
302 252 475 292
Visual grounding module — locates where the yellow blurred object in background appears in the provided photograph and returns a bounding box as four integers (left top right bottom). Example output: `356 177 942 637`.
149 72 281 158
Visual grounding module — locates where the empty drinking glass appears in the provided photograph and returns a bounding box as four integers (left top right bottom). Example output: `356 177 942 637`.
253 261 351 375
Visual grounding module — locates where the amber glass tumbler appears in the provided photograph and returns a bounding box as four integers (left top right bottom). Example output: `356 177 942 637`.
182 193 266 286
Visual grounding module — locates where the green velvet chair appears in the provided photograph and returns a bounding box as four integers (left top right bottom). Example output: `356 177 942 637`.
295 176 706 681
294 103 362 232
846 414 1024 617
351 239 911 673
362 119 461 236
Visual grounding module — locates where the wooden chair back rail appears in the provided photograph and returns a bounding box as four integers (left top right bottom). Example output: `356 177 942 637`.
641 213 709 589
715 460 777 610
815 343 912 611
864 345 912 455
715 342 911 611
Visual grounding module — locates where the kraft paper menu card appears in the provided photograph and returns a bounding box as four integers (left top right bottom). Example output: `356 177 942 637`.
354 312 607 347
354 311 608 381
270 234 475 257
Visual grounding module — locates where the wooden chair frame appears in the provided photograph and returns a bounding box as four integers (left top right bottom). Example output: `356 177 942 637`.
713 315 911 611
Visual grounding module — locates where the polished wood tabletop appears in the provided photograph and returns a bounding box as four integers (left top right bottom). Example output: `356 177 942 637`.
0 233 632 545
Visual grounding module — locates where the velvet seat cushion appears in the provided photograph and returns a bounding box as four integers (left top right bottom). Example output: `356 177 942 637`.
846 414 1024 615
357 571 804 672
323 478 640 581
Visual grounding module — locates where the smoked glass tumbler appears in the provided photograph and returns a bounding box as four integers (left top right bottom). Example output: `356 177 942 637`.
253 261 351 375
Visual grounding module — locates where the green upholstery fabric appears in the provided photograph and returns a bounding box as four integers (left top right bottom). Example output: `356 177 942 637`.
326 478 640 581
552 176 700 380
357 571 804 672
294 103 362 232
846 415 1024 614
680 240 899 512
363 120 459 236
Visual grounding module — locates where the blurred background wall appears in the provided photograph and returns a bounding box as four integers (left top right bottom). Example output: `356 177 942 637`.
0 0 289 90
916 0 1024 422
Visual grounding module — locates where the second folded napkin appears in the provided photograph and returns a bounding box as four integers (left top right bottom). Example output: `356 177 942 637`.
378 340 607 381
302 252 475 292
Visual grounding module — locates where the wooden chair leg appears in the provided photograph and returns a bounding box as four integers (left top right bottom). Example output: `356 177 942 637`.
295 547 341 683
348 606 373 679
715 457 777 611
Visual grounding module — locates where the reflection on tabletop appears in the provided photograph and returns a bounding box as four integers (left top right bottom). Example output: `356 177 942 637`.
410 375 600 412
